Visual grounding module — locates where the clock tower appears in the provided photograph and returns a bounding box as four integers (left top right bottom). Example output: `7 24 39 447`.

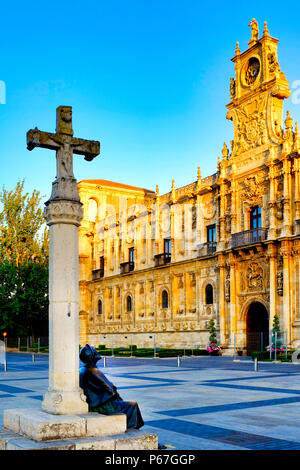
226 20 291 160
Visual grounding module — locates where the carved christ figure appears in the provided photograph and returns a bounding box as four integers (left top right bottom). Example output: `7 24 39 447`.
27 106 100 182
249 18 259 42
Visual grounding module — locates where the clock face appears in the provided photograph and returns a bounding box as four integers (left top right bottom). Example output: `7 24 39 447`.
245 57 260 86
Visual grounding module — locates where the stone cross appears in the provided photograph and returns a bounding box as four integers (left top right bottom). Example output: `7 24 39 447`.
27 106 100 414
27 106 100 202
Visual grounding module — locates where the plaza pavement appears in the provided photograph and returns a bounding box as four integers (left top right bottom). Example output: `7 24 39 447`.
1 352 300 450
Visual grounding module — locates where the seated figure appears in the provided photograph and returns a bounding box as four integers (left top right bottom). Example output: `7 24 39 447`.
79 344 144 430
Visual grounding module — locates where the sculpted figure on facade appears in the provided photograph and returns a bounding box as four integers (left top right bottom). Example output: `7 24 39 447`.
230 78 236 100
246 262 264 291
277 270 283 296
248 18 259 44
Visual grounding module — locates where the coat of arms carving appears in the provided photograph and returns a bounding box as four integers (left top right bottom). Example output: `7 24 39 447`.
246 262 264 291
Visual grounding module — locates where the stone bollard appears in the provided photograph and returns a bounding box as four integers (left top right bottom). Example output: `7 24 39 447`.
32 353 35 363
177 356 181 367
254 357 258 372
103 356 107 368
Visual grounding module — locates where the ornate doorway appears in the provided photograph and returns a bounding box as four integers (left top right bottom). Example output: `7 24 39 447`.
246 302 269 354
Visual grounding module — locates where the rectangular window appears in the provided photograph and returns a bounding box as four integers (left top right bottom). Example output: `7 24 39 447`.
129 247 134 263
128 247 135 271
164 238 171 255
207 225 216 243
206 225 216 254
250 206 262 229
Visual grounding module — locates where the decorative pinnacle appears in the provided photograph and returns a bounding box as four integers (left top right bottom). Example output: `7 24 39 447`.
155 184 160 197
170 179 176 203
285 110 293 130
197 166 201 181
263 21 270 37
222 142 229 159
235 41 240 56
295 122 299 137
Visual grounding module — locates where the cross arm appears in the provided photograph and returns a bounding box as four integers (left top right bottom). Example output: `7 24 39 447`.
27 128 62 151
71 137 100 161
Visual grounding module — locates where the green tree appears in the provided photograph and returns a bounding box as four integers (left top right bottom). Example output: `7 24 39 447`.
0 181 49 338
272 313 280 333
208 319 218 344
0 180 48 265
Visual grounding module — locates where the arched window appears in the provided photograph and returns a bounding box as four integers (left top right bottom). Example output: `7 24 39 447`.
127 295 132 312
88 198 98 222
98 299 102 315
205 284 213 304
162 290 168 308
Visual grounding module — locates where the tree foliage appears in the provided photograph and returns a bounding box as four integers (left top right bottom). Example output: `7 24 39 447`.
272 313 280 332
0 180 48 265
0 181 49 337
208 319 218 343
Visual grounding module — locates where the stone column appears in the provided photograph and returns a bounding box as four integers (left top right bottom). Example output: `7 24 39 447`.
230 179 237 235
268 243 277 328
43 200 88 415
268 164 277 240
229 254 237 347
282 158 292 237
218 182 226 251
218 255 227 347
293 241 300 347
294 157 300 224
281 241 292 345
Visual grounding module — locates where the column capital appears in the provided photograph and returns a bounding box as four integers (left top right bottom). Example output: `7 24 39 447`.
280 241 293 258
267 243 278 259
44 199 83 227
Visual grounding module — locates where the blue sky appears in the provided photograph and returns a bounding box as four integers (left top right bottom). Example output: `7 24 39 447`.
1 0 300 203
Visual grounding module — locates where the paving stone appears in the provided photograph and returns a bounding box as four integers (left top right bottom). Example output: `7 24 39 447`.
2 353 300 450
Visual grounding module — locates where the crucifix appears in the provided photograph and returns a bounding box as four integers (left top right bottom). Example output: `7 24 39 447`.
27 106 100 415
27 106 100 202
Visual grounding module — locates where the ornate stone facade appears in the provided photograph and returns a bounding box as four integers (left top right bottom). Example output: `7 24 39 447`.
78 22 300 352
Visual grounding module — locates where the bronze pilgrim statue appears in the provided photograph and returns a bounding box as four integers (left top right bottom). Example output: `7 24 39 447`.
79 344 144 429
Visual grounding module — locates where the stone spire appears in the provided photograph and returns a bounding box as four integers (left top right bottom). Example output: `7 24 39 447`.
170 179 176 204
235 41 240 56
263 21 270 37
222 142 229 159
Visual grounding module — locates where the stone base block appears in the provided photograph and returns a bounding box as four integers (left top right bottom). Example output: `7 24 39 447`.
4 409 126 442
0 426 158 451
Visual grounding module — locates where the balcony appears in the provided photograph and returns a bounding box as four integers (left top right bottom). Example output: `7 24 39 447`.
154 253 171 267
198 242 217 257
120 261 134 274
92 268 104 280
231 228 268 248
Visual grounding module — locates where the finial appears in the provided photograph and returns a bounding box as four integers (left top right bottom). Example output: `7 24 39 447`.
263 21 269 37
285 110 293 130
295 121 299 137
197 166 201 181
170 179 176 204
156 184 160 197
235 41 240 56
222 142 229 159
